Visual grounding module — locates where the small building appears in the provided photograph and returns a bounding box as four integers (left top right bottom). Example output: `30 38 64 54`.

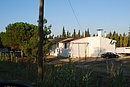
50 38 81 57
71 38 115 58
50 29 116 58
57 38 81 57
49 38 66 56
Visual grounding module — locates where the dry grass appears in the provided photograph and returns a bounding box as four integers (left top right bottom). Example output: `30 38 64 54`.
0 55 130 87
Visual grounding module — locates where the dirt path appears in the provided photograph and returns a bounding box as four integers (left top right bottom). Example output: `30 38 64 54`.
46 55 130 63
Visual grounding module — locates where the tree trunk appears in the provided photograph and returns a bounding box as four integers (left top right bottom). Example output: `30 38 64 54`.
38 0 44 81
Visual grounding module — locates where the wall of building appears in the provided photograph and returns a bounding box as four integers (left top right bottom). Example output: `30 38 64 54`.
88 37 100 57
100 37 116 54
71 37 116 57
49 44 58 56
58 42 70 57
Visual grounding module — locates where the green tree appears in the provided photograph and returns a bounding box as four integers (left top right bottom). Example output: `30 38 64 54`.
106 32 113 39
0 32 6 48
116 33 120 47
3 22 37 50
48 34 54 39
72 29 76 38
123 33 128 47
24 19 52 60
23 28 38 59
1 20 52 60
128 29 130 46
78 30 80 37
67 31 71 38
60 34 62 38
54 35 60 39
0 38 4 48
85 30 87 37
87 28 91 37
85 28 90 37
112 31 116 40
112 31 120 47
119 34 123 47
61 26 66 38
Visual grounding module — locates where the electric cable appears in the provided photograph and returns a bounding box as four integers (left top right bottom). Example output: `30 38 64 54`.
68 0 82 30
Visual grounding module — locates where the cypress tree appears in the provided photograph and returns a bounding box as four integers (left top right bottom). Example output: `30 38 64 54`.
128 28 130 46
67 31 71 38
123 33 128 47
119 34 123 47
78 30 80 37
62 26 66 38
72 29 76 38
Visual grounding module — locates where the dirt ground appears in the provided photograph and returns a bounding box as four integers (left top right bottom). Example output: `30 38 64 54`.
46 55 130 64
46 55 130 86
46 55 130 74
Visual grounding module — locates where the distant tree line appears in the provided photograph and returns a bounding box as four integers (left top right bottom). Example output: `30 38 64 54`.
106 31 129 47
0 21 130 60
53 26 130 47
53 26 91 39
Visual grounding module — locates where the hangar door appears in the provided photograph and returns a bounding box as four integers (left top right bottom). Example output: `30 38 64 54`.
71 43 89 58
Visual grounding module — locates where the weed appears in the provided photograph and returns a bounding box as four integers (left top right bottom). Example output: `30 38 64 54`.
112 64 129 87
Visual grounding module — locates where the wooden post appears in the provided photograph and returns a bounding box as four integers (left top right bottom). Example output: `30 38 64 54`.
38 0 44 81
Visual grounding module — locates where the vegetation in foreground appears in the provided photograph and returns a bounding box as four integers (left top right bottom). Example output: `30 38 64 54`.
0 56 130 87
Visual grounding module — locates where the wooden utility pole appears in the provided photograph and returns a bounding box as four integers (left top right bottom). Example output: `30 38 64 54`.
38 0 44 81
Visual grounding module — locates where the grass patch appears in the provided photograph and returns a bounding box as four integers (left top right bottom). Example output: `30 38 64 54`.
0 56 130 87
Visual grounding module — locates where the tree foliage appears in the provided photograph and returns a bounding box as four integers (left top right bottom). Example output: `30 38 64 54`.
85 28 90 37
66 31 71 38
61 26 66 38
72 29 76 38
119 34 123 47
0 20 53 59
123 33 128 47
128 29 130 46
78 30 80 37
1 22 37 50
23 20 53 59
0 32 5 48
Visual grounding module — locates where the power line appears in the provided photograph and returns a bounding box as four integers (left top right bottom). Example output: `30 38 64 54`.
68 0 82 30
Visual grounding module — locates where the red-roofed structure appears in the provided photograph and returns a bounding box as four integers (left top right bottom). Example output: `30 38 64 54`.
59 38 82 43
50 32 116 58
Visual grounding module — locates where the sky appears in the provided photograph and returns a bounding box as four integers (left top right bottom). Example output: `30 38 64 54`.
0 0 130 36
